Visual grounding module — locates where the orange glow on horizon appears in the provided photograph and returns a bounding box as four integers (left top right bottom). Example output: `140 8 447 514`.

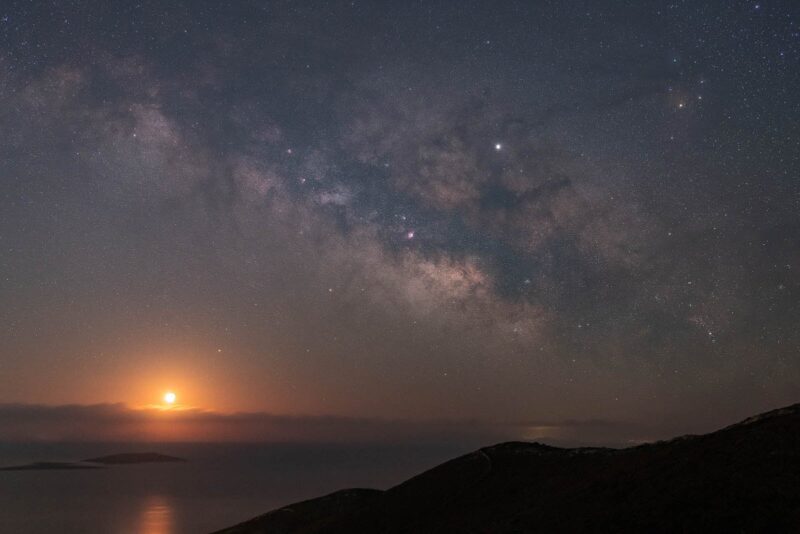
26 341 308 415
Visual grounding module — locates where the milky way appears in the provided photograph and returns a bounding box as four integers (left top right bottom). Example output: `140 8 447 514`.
0 1 798 444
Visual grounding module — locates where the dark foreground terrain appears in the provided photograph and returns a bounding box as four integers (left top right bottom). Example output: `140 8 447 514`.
216 403 800 533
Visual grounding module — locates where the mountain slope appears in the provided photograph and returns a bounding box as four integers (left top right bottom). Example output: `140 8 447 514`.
215 403 800 533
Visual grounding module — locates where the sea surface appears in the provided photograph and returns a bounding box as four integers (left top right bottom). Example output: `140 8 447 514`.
0 441 471 533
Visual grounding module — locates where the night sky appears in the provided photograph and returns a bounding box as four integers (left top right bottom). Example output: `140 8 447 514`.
1 1 798 445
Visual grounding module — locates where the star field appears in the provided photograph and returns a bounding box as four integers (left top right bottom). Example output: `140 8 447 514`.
0 0 798 442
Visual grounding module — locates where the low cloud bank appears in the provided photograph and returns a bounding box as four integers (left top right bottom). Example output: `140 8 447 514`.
0 403 657 446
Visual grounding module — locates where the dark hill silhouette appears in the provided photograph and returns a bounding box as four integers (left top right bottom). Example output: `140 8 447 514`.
214 403 800 533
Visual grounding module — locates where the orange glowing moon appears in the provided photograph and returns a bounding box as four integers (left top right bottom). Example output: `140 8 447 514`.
163 391 177 404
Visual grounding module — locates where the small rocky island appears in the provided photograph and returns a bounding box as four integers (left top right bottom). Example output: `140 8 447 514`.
83 452 186 464
0 461 104 471
1 452 186 471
